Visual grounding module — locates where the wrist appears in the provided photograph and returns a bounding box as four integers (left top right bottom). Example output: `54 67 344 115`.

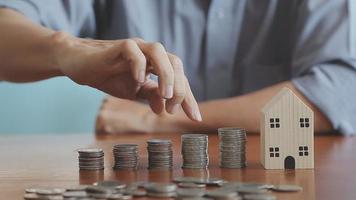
48 31 75 77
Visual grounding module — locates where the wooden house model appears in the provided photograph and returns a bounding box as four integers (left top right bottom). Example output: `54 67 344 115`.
260 87 314 169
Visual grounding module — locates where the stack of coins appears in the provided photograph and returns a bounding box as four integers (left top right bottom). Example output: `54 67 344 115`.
113 144 139 170
218 127 247 168
147 139 173 169
181 134 209 169
77 148 104 170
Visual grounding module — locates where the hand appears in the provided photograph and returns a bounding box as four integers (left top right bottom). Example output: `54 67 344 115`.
50 32 202 121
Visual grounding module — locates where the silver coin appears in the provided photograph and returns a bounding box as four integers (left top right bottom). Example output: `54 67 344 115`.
25 188 38 193
178 182 206 188
271 184 303 192
24 193 39 200
36 188 66 195
145 182 177 193
65 185 90 191
205 189 238 199
243 194 277 200
147 191 176 198
86 185 113 194
107 193 123 200
63 191 88 198
176 188 206 197
77 148 103 153
237 186 268 194
132 189 147 197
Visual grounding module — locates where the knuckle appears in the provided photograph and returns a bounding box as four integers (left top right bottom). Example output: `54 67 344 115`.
161 67 174 78
131 37 145 43
173 87 186 101
134 54 146 67
51 31 72 46
150 42 165 53
121 39 136 49
175 91 185 100
170 56 184 69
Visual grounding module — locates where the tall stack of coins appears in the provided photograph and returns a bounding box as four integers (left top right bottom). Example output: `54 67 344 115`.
113 144 139 170
181 134 209 169
77 148 104 170
147 139 173 169
218 127 247 168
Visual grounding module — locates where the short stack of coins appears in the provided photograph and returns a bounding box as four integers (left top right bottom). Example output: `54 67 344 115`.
77 148 104 170
181 134 209 169
113 144 139 170
147 139 173 169
218 127 247 168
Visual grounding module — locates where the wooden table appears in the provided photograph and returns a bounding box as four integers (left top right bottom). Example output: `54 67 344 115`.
0 132 355 200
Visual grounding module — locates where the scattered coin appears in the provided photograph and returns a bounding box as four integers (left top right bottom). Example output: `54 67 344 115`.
24 178 303 200
218 127 247 168
173 176 225 186
25 188 39 194
132 189 147 197
94 180 126 190
65 185 90 191
243 194 277 200
176 188 206 198
145 182 177 193
23 193 39 200
107 193 123 200
178 182 206 188
63 191 88 198
236 186 268 194
205 189 239 199
120 194 133 200
36 188 65 195
145 182 177 198
271 184 303 192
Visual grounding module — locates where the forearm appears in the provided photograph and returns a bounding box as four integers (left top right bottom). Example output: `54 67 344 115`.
164 81 332 133
0 9 61 82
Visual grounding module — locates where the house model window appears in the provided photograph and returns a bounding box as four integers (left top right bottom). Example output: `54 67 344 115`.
270 118 280 128
269 147 280 157
300 118 310 128
299 146 309 156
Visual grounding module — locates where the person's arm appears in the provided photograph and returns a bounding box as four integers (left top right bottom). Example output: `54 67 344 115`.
96 81 332 134
0 8 202 121
0 9 59 82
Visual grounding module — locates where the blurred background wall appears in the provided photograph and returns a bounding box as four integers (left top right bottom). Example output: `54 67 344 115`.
0 77 104 134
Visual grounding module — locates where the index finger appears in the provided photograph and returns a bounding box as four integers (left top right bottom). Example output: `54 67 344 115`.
134 39 174 99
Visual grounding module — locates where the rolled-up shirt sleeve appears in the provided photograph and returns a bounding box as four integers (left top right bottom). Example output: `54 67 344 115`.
0 0 96 37
291 0 356 135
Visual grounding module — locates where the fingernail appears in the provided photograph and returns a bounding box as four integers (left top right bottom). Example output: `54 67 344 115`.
193 108 202 122
163 85 173 99
171 104 180 114
138 70 145 83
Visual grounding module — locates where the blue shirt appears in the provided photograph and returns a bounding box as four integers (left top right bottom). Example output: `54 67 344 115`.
0 0 355 135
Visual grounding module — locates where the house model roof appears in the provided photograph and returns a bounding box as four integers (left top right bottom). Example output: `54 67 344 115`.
261 87 312 114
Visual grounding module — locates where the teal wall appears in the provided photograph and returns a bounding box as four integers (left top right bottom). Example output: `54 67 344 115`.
0 77 104 134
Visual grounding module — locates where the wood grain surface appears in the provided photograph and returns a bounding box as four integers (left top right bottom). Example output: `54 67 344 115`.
0 132 355 200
